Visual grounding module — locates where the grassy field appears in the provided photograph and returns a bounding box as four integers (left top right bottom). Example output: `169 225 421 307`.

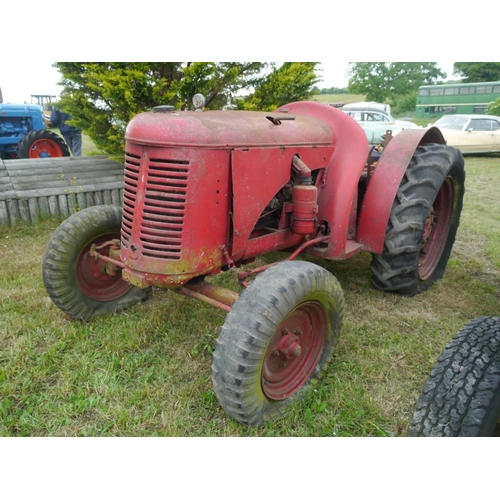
313 93 366 105
1 155 499 437
81 133 99 155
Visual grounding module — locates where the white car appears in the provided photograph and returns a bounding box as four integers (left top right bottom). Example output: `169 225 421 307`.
432 114 500 154
341 107 420 145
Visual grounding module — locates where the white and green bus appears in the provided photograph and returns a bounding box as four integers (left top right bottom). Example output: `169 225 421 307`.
415 81 500 119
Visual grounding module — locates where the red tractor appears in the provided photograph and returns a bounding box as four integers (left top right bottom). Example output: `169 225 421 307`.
42 100 465 426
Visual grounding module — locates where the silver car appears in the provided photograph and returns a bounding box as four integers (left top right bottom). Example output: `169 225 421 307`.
342 107 420 145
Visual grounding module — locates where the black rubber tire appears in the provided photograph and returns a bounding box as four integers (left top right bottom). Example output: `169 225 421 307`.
17 129 70 158
211 260 344 426
408 317 500 437
370 143 465 296
42 205 150 321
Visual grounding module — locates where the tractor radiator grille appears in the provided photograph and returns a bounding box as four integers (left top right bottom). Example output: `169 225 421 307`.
122 152 189 260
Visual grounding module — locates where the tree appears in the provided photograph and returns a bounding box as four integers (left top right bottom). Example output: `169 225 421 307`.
54 62 320 156
237 62 320 111
453 63 500 83
391 90 418 115
488 98 500 116
53 62 268 155
314 86 349 95
347 62 446 102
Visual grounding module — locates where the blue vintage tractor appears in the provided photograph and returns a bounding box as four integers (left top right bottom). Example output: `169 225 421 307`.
0 99 69 159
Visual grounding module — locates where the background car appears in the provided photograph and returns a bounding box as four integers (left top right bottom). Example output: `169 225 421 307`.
341 106 420 145
432 114 500 154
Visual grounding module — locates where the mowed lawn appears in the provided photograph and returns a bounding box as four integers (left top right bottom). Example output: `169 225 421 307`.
0 154 499 437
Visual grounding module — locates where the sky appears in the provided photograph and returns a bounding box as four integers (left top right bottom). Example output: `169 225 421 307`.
0 61 457 105
0 1 495 105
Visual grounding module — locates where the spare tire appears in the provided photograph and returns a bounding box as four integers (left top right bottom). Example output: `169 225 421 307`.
17 129 70 158
408 316 500 437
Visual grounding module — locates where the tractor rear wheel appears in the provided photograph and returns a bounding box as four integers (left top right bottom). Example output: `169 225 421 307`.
408 316 500 437
17 129 70 158
370 143 465 296
42 205 150 320
211 260 344 426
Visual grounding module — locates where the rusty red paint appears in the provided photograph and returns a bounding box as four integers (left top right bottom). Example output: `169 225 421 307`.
291 184 318 235
125 108 334 149
178 281 239 312
237 235 329 285
262 301 328 400
282 102 369 259
118 101 412 294
230 145 333 260
419 176 454 280
357 127 446 254
120 145 231 284
76 233 133 301
275 331 302 359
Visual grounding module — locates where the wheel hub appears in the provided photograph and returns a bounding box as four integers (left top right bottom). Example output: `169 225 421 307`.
274 329 302 359
262 301 327 400
76 233 132 301
419 177 454 280
29 139 64 158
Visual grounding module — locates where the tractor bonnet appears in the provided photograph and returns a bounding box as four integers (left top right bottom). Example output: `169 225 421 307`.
125 108 334 149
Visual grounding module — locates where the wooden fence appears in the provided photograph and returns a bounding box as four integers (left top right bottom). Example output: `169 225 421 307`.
0 156 124 226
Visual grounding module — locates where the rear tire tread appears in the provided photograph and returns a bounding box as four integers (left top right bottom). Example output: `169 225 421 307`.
371 143 465 296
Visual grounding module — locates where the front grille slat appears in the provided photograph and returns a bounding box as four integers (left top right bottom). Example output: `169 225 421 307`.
122 154 189 260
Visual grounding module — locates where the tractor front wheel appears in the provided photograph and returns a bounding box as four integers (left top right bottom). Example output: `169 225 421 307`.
211 260 344 426
42 205 150 320
17 129 70 158
370 143 465 296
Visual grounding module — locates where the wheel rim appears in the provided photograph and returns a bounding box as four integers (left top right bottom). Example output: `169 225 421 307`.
76 233 132 301
28 138 64 158
419 177 454 280
262 301 328 400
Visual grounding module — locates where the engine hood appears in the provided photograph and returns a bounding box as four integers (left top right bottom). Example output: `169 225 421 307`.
0 103 43 115
125 108 334 149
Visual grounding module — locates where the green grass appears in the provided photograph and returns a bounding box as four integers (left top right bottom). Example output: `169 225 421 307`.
312 93 366 105
1 156 499 436
48 127 99 156
81 133 99 155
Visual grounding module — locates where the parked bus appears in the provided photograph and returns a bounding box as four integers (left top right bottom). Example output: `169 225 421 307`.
415 81 500 119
